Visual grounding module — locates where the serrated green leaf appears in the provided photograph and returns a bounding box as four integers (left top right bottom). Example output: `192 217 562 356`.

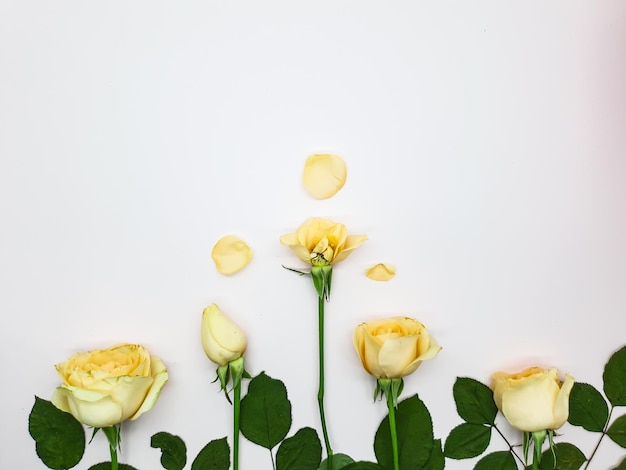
474 451 517 470
538 442 586 470
341 463 385 470
240 372 292 449
87 464 139 470
374 394 434 469
191 437 230 470
608 415 626 448
604 345 626 406
276 427 322 470
453 377 498 425
317 453 355 470
28 396 85 469
568 382 609 432
151 432 187 470
443 422 490 459
612 456 626 469
422 438 445 470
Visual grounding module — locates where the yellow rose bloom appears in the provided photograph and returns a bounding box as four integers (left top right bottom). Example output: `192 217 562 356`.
492 367 575 432
280 217 367 266
353 317 441 379
201 304 247 366
52 343 168 428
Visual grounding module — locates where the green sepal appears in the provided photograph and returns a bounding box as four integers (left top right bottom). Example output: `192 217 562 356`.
215 364 231 403
531 430 548 467
376 378 404 408
214 357 249 404
311 265 333 301
282 265 311 276
102 424 122 452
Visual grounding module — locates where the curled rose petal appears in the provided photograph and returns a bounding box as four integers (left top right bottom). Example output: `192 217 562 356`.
365 263 396 281
302 153 347 199
211 235 253 274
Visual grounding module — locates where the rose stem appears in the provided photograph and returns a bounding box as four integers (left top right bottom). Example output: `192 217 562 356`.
317 295 333 470
492 425 525 466
233 377 241 470
385 392 400 470
102 425 119 470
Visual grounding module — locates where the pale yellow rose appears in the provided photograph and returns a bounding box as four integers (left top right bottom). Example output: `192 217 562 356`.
353 317 441 379
52 343 168 428
201 303 247 366
280 218 367 266
491 367 575 432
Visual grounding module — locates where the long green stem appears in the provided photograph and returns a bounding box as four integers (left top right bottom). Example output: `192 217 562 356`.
317 296 333 469
385 392 400 470
233 379 241 470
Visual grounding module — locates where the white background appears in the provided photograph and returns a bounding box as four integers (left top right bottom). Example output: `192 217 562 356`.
1 1 625 469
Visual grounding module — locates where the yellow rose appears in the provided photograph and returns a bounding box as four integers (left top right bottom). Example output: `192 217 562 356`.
353 317 441 379
491 367 575 432
280 217 367 266
201 303 247 366
51 343 168 428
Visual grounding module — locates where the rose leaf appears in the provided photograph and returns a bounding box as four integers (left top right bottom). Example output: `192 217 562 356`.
604 344 626 406
276 427 321 470
240 372 292 449
151 432 187 470
538 442 586 470
452 377 498 425
374 394 434 469
190 437 230 470
316 453 355 470
443 423 491 460
568 382 609 432
607 415 626 448
473 451 517 470
29 396 85 470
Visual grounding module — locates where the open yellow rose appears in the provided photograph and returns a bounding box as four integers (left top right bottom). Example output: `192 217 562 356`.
52 343 168 428
492 367 575 432
201 304 247 366
280 217 367 266
353 317 441 379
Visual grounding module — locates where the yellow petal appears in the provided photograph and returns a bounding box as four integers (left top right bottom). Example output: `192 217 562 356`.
302 154 347 199
211 235 253 274
365 263 396 281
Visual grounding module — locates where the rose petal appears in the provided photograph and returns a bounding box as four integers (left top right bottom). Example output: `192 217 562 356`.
302 154 347 199
365 263 396 281
211 235 253 274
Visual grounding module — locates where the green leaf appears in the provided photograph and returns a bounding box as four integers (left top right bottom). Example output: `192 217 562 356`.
613 456 626 469
317 453 355 470
443 423 490 459
191 437 230 470
607 414 626 448
87 464 139 470
374 394 434 469
538 442 586 470
151 432 187 470
474 451 517 470
453 377 498 425
276 427 322 470
240 372 292 449
28 396 85 469
568 382 609 432
341 463 385 470
604 345 626 406
422 438 445 470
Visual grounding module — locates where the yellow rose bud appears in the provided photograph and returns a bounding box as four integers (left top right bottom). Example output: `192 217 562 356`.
280 217 367 266
491 367 575 432
51 343 168 428
353 317 441 379
201 303 247 366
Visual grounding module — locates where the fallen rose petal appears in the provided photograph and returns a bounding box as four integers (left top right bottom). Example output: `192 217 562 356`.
365 263 396 281
211 235 253 274
302 153 347 199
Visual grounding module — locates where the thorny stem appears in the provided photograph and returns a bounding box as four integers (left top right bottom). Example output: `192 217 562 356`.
584 406 614 469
